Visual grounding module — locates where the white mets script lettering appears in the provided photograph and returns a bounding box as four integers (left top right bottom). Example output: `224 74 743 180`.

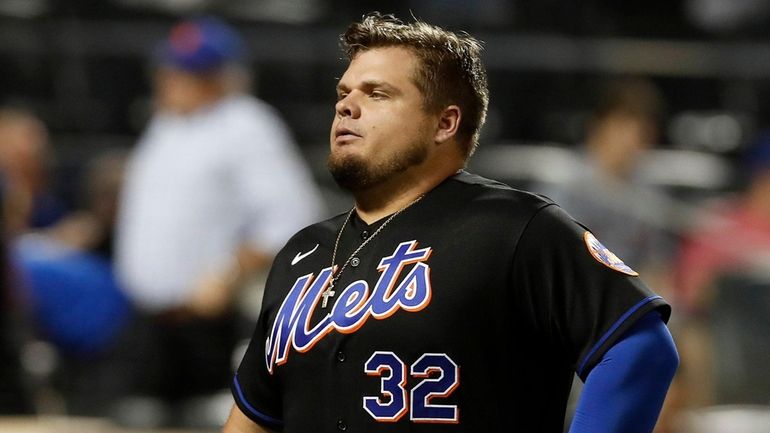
265 240 433 374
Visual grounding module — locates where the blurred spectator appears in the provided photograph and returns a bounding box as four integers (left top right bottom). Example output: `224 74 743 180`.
12 150 132 416
536 77 679 286
0 108 67 236
672 129 770 412
675 130 770 313
114 15 324 427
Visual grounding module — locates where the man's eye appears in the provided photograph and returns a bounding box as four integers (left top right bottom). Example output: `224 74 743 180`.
370 92 388 99
337 93 348 101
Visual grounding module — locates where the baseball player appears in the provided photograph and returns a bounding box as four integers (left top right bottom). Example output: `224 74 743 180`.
224 13 678 433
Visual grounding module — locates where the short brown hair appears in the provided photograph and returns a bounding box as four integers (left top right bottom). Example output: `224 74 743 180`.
593 78 664 124
340 12 489 158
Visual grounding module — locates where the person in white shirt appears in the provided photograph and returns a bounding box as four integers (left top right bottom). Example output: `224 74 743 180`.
114 15 324 415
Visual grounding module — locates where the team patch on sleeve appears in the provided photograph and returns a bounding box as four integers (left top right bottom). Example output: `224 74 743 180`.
583 232 638 276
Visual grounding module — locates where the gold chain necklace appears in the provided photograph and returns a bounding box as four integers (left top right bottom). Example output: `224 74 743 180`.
322 195 425 308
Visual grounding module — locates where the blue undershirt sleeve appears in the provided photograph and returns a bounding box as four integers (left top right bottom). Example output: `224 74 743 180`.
568 311 679 433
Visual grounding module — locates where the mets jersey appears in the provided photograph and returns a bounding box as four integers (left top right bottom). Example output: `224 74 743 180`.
232 171 671 432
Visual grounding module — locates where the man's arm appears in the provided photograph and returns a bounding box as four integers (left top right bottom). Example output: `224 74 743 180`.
569 311 679 433
223 404 278 433
187 244 273 318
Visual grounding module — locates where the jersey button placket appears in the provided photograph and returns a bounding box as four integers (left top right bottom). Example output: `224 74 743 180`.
337 419 347 431
336 351 346 362
361 230 369 240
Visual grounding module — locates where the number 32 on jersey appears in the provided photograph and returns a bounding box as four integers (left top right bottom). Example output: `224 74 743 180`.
364 351 459 423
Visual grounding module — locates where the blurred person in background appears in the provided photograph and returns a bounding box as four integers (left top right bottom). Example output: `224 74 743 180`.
536 77 679 293
115 15 324 427
675 130 770 314
0 108 67 237
12 150 132 416
672 130 770 413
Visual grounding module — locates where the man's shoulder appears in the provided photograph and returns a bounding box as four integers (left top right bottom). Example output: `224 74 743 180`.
221 95 285 125
443 170 555 213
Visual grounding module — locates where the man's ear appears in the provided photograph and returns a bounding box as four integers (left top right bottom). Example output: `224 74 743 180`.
435 105 461 144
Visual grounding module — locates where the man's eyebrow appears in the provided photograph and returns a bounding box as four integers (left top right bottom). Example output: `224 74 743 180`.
361 80 399 93
336 80 400 93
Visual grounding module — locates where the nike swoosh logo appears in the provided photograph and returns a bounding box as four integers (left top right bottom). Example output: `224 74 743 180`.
291 243 319 265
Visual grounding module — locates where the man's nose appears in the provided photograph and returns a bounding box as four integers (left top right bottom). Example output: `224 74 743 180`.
335 92 361 118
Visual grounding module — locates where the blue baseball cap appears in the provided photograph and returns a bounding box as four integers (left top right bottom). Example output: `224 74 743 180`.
745 128 770 176
155 16 246 73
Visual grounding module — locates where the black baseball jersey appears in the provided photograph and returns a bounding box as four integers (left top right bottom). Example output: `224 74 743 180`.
232 171 670 433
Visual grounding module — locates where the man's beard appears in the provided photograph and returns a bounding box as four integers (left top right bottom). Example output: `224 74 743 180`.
327 142 428 192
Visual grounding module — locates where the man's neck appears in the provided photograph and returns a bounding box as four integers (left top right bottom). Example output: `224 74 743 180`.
353 162 461 224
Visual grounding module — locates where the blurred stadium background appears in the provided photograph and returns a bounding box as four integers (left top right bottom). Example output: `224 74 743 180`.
3 0 769 203
1 1 770 432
